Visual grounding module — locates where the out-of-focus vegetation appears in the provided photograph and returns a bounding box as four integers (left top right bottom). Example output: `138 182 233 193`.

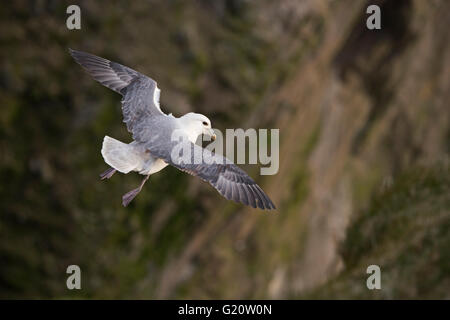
0 0 449 299
305 165 450 299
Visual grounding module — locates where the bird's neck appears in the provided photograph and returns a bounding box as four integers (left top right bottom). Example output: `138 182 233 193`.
177 117 202 144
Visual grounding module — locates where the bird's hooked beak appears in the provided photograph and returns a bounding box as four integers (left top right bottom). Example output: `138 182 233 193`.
209 128 216 141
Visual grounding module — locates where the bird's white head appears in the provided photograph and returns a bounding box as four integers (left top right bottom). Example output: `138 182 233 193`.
179 112 216 143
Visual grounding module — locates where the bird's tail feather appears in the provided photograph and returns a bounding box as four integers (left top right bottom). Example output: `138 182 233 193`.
101 136 140 174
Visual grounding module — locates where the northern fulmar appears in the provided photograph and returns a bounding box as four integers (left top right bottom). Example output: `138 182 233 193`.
70 49 275 210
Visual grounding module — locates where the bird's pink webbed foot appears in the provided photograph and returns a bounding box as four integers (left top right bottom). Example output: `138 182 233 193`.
100 167 116 180
122 175 150 207
122 187 141 207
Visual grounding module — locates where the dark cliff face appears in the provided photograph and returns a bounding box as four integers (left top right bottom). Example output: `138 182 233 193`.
0 0 448 299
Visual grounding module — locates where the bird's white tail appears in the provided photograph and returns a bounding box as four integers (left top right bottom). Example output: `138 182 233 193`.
101 136 140 174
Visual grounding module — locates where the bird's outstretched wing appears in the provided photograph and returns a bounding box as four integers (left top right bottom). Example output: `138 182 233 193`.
147 138 276 210
69 49 164 134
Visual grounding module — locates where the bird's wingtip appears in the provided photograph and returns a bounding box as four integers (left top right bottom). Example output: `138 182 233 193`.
68 48 77 58
68 48 82 58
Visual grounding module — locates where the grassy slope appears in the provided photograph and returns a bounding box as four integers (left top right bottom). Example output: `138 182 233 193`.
305 165 450 299
1 1 448 299
0 1 305 298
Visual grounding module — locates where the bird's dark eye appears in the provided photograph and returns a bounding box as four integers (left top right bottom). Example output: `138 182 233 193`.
202 121 208 126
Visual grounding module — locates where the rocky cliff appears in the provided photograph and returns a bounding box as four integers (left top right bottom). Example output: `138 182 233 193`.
0 0 448 298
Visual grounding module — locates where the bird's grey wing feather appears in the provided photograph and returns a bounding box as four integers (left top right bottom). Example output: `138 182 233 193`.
69 49 164 134
120 77 163 134
146 137 276 210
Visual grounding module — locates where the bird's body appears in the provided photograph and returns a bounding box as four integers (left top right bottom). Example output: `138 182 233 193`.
70 49 275 209
101 137 167 175
101 113 203 176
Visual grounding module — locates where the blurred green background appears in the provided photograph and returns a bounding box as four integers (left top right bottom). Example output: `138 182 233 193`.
0 0 449 299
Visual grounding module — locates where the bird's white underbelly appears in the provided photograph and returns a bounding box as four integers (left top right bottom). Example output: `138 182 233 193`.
138 157 168 175
122 141 169 176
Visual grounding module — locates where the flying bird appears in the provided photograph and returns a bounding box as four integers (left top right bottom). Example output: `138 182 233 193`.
69 49 275 209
